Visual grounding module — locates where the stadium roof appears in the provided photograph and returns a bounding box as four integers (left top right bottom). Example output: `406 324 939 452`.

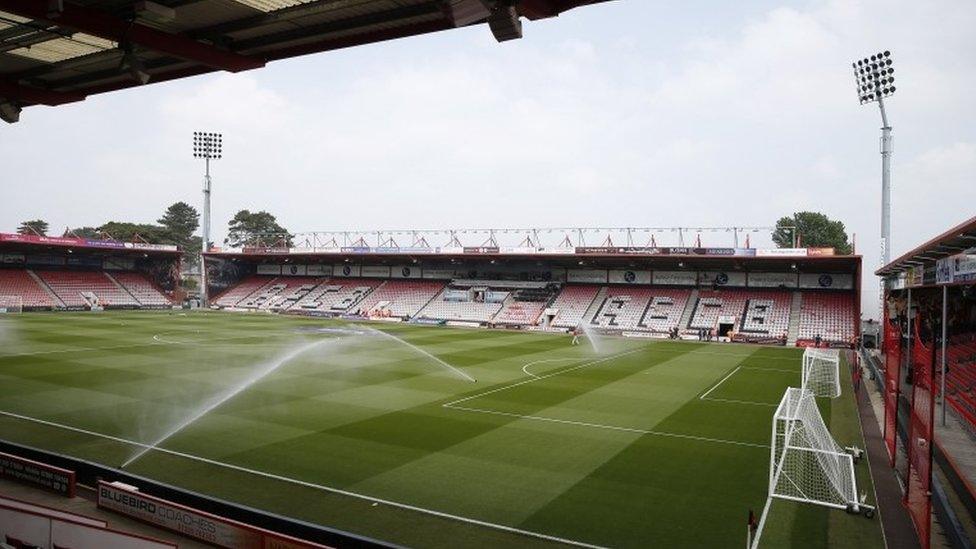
0 232 181 255
206 248 862 273
0 0 610 118
875 215 976 277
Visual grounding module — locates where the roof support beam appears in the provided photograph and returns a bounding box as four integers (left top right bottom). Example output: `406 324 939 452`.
0 0 264 72
263 18 452 61
0 78 85 105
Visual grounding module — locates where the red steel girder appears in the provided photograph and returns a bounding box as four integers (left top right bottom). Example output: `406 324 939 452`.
0 0 264 72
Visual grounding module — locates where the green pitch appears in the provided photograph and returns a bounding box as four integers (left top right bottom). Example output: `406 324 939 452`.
0 311 883 548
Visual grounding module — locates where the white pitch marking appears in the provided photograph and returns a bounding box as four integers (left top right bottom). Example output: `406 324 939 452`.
443 348 646 408
698 366 741 401
445 347 767 447
0 409 606 549
697 397 778 407
446 405 768 449
521 358 577 379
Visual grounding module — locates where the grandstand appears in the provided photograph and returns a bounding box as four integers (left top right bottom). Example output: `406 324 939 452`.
200 244 861 347
0 269 55 309
549 284 601 328
356 280 446 319
0 233 178 310
796 291 856 344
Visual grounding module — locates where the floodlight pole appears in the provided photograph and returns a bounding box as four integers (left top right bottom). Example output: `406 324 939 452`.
193 131 221 308
878 95 892 269
853 50 895 319
202 156 212 307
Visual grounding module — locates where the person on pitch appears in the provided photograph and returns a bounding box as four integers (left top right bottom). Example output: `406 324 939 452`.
572 326 582 346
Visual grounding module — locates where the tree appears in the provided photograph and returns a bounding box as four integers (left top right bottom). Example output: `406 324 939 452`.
18 219 48 236
157 202 199 247
65 226 101 238
225 210 291 248
98 221 168 243
773 212 852 255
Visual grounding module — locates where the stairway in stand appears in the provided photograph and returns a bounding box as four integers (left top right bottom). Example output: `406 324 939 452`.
787 291 803 346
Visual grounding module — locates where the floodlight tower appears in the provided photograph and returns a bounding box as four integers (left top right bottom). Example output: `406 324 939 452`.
192 131 222 306
852 50 895 312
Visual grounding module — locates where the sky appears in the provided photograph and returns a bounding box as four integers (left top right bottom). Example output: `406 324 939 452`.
1 0 974 320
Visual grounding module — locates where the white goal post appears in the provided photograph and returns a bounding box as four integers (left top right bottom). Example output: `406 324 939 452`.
768 388 873 513
801 347 841 398
0 295 23 314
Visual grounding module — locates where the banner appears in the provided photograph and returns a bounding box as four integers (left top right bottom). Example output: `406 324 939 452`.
1 253 25 264
905 328 935 549
652 270 697 286
281 265 306 276
97 482 324 549
392 265 422 279
747 272 798 288
306 264 331 276
499 247 539 255
255 264 281 275
0 233 83 246
567 269 608 283
82 239 123 249
422 269 457 280
756 248 807 257
25 255 66 266
608 270 651 285
0 452 75 497
697 271 746 287
938 253 976 283
806 247 836 256
333 264 360 277
361 265 391 278
798 273 853 290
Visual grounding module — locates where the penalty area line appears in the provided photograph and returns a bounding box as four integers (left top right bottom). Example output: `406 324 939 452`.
0 409 605 549
697 367 780 407
444 404 768 449
699 366 741 400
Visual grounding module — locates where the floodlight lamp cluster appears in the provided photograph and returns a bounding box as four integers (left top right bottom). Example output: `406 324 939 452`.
853 50 895 105
193 131 223 159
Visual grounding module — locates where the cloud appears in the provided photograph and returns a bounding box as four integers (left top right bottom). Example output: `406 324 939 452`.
1 0 974 320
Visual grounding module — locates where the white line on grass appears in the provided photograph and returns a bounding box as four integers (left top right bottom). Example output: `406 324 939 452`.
740 366 799 374
446 405 768 449
521 358 577 379
444 348 646 408
0 409 606 549
696 366 790 407
445 347 767 448
698 366 741 400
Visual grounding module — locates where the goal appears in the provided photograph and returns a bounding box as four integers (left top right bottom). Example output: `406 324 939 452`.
801 347 841 398
768 387 872 514
0 295 22 314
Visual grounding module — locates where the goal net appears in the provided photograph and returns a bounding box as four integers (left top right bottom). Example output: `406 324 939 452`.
0 296 22 314
801 347 841 398
769 387 860 512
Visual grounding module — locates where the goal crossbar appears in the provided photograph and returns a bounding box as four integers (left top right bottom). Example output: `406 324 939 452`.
801 347 841 398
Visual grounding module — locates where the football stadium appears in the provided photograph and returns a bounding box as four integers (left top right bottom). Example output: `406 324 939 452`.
1 2 975 549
